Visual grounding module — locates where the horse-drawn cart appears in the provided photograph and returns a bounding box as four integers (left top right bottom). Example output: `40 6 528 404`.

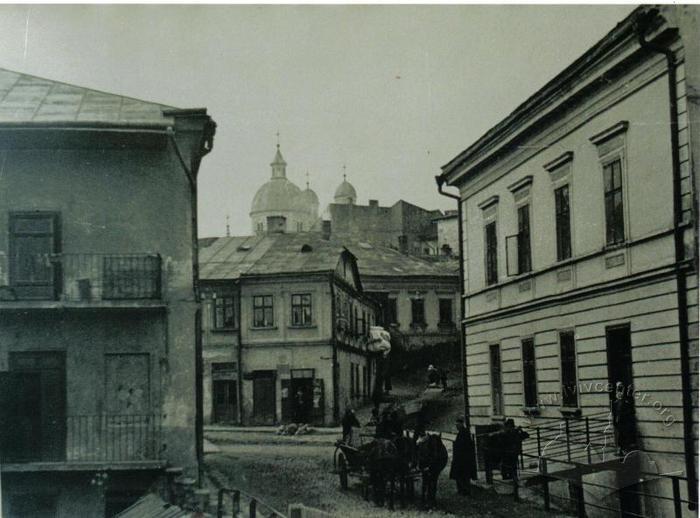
333 440 371 495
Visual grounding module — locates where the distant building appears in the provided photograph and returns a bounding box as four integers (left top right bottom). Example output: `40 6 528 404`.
439 6 698 516
0 69 216 516
433 210 459 257
250 145 320 234
199 232 377 426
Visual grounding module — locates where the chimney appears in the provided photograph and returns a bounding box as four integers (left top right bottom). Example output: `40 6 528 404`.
266 215 287 234
321 220 331 240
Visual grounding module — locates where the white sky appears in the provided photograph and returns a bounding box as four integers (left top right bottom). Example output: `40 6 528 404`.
0 4 635 237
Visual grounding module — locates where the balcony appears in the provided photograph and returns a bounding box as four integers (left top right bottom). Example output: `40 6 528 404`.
1 414 164 471
0 253 162 309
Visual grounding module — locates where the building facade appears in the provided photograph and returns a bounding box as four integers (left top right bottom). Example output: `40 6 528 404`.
0 69 216 517
200 233 377 427
440 7 697 516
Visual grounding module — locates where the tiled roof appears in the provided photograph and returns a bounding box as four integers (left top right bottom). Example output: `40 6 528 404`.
199 232 458 281
199 233 347 280
0 68 175 125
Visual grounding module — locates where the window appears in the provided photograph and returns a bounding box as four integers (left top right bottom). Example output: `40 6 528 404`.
517 205 532 273
291 294 312 326
439 298 453 324
603 159 625 245
256 222 263 232
559 331 578 408
522 339 537 407
213 294 237 329
411 298 425 325
387 298 398 325
490 344 503 415
555 185 572 261
253 295 274 327
362 365 368 397
485 221 498 285
350 363 355 398
9 213 59 298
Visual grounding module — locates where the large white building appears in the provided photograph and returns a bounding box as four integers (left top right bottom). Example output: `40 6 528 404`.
439 6 698 516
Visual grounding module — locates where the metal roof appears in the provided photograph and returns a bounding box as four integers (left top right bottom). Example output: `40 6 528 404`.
199 232 458 281
115 493 189 518
0 68 175 125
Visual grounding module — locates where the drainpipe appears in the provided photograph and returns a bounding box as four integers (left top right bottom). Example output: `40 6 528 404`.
636 13 697 508
436 175 476 459
330 276 340 424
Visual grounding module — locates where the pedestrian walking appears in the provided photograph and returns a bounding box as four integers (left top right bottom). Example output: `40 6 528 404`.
341 408 360 445
449 417 476 495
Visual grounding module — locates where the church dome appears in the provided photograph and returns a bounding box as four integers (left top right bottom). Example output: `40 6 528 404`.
334 178 357 204
250 178 303 215
299 187 319 212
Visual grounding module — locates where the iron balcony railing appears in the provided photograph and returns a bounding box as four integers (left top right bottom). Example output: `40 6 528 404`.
2 414 162 464
0 253 162 302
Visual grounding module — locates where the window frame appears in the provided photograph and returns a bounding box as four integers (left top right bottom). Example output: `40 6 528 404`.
484 221 498 286
517 204 532 274
290 293 313 327
489 343 504 416
410 298 425 326
559 330 579 408
438 298 453 325
8 211 61 287
252 294 274 328
213 293 238 330
554 184 572 261
521 338 538 408
602 155 626 246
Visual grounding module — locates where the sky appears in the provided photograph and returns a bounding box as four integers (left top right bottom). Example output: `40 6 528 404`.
0 4 636 237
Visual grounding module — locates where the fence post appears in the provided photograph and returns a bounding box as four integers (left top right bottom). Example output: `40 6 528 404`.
565 417 572 462
541 458 550 511
217 489 224 518
249 498 257 518
232 490 240 516
672 477 682 518
585 417 591 464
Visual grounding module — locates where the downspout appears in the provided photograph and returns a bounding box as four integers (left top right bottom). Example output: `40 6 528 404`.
330 275 339 424
168 120 215 488
236 281 243 425
636 15 697 509
436 175 474 442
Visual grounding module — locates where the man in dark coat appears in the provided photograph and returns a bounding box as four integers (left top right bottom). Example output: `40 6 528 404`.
500 419 529 481
612 381 637 455
449 417 476 495
341 408 360 445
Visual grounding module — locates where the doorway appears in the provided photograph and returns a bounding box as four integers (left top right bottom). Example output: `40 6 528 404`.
290 369 314 424
252 371 276 425
212 362 238 424
5 351 66 462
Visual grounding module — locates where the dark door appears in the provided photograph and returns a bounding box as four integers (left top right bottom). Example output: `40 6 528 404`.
8 352 66 461
213 380 237 424
606 325 640 517
290 378 314 424
0 371 41 462
252 371 276 425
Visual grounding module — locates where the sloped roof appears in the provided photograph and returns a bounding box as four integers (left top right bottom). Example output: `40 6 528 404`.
344 239 458 278
115 493 188 518
0 68 175 125
199 233 348 280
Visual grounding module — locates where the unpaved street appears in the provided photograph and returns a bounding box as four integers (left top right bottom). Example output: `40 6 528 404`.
204 430 566 518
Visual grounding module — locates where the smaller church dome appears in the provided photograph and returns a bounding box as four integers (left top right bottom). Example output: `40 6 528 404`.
299 187 319 212
334 178 357 205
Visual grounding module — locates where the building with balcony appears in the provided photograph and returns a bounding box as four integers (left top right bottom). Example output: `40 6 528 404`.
0 68 216 517
199 232 377 427
438 6 698 516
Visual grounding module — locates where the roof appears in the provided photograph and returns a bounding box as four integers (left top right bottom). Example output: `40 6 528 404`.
440 5 645 179
115 493 188 518
344 239 458 278
199 233 349 280
0 68 175 125
334 179 357 202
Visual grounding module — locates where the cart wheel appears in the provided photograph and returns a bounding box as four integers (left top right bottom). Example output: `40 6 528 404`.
338 454 349 490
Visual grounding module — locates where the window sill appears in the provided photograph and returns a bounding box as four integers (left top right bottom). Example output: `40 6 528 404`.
289 324 317 329
559 406 582 417
521 406 541 416
250 326 278 331
211 327 238 333
603 241 626 252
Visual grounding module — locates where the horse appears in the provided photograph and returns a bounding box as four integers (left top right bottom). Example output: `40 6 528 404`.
416 433 448 508
359 438 401 508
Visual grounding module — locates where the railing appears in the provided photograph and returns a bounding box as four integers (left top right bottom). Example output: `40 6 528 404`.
216 488 286 518
3 414 162 463
0 253 161 302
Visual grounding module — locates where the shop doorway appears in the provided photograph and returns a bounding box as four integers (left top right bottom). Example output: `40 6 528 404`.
252 370 276 425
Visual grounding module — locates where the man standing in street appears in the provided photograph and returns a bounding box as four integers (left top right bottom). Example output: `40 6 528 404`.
450 417 476 495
